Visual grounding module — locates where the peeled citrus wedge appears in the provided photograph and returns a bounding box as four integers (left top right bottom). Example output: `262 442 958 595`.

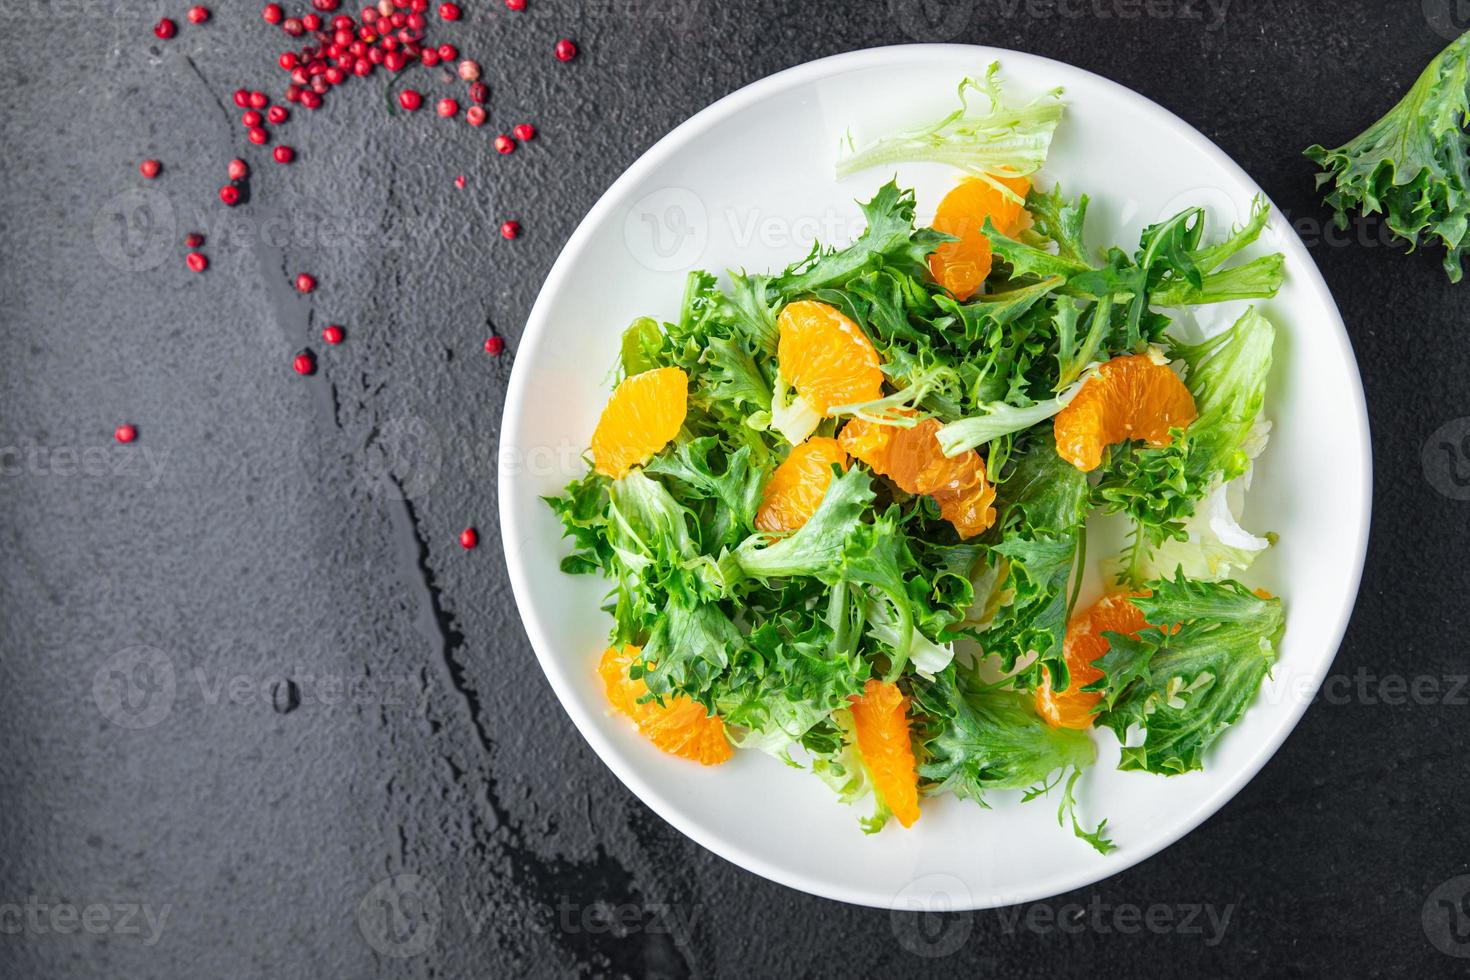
773 300 883 445
754 437 848 533
839 415 996 539
591 367 688 479
598 645 732 765
1035 593 1151 730
848 679 921 828
929 174 1032 300
1052 353 1197 471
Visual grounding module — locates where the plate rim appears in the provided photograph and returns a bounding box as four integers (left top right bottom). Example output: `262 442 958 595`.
498 42 1373 910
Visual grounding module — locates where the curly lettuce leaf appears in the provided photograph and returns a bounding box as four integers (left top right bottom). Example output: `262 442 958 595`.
1094 307 1276 573
1087 576 1283 775
646 438 764 550
1306 31 1470 281
968 433 1088 685
774 181 952 298
914 665 1110 852
732 467 876 583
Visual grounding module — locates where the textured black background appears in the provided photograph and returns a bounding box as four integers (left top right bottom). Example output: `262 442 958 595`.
2 0 1469 977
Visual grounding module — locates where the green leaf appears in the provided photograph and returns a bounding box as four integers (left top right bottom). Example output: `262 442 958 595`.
1087 576 1283 775
774 181 951 297
970 434 1088 683
837 63 1065 183
646 438 764 549
1023 184 1091 263
639 597 746 701
620 317 664 376
1305 31 1470 281
914 665 1097 808
732 467 876 583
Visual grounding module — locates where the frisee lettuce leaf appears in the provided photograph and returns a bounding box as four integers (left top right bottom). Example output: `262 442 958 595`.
837 63 1064 191
1087 576 1283 775
1306 31 1470 281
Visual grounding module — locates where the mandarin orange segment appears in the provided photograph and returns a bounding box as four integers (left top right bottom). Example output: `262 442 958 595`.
591 367 688 479
598 645 732 765
1052 354 1198 472
838 416 996 539
776 300 883 427
928 174 1032 301
848 679 921 828
754 437 848 532
1035 593 1150 730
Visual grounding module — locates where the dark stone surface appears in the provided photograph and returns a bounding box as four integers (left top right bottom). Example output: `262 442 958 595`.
1 1 1467 976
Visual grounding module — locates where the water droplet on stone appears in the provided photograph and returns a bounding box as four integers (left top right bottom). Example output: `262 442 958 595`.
271 679 301 714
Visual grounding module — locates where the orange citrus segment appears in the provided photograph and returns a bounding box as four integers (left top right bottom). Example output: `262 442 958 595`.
1052 353 1197 472
777 300 883 416
591 367 688 479
598 645 732 765
848 679 921 828
928 174 1032 301
1036 593 1149 730
754 437 848 532
838 415 996 539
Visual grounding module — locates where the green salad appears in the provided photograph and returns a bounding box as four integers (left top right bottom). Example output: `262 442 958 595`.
550 66 1287 849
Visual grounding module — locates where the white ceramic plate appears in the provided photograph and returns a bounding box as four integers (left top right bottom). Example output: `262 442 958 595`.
499 45 1371 910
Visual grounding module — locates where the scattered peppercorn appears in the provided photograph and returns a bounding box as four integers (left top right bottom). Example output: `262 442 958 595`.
185 232 205 248
228 158 249 180
459 527 478 549
295 273 317 293
219 185 240 206
500 220 520 239
139 159 162 179
187 6 210 24
154 18 177 39
398 89 423 111
494 134 515 154
484 336 505 355
555 38 577 61
513 123 536 141
186 251 209 273
293 350 316 376
322 324 344 345
114 424 137 444
273 145 296 163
